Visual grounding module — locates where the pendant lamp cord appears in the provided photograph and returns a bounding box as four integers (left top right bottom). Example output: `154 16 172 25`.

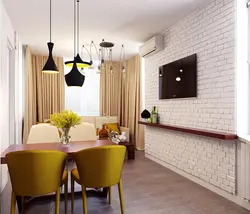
77 0 80 54
50 0 52 42
74 0 76 56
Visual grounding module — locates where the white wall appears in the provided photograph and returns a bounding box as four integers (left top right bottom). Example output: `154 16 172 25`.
0 0 23 193
144 0 248 206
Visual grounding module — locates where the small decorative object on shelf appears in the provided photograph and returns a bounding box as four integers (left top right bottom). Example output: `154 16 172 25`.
99 124 109 139
50 110 82 146
151 106 157 124
157 108 160 124
141 109 151 122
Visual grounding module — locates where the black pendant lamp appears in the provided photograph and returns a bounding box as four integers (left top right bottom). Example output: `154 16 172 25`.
65 60 85 86
65 0 85 87
65 0 91 69
42 0 58 73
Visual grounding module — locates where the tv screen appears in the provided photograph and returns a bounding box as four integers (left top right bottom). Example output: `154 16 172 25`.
159 54 197 99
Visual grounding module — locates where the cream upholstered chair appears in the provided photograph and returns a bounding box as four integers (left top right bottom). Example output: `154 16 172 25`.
27 124 60 144
69 122 97 141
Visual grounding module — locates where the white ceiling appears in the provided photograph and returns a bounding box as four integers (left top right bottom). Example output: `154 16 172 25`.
3 0 209 60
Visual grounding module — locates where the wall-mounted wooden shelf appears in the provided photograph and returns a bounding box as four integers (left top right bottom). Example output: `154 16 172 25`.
138 121 237 140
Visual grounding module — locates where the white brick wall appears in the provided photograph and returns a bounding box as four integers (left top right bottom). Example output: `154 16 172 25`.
145 0 236 194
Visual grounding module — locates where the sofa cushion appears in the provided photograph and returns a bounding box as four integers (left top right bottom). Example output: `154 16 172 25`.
104 123 120 134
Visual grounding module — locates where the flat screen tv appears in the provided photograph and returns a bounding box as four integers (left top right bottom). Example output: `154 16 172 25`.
159 54 197 99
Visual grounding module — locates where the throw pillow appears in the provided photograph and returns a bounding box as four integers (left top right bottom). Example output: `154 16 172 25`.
104 123 120 134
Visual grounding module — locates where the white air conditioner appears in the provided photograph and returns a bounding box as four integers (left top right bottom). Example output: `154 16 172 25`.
139 35 164 57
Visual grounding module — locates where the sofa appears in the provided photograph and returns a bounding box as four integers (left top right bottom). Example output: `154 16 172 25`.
81 116 130 142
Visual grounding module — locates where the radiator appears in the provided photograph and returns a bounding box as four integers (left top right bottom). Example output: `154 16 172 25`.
241 142 250 200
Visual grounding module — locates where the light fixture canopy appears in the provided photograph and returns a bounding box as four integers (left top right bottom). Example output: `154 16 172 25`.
99 40 114 48
42 0 58 74
65 59 85 86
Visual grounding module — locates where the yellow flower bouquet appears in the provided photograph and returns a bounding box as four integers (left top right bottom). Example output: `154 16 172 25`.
50 110 81 145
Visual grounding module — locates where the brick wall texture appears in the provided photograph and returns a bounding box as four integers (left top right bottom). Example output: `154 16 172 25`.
144 0 236 194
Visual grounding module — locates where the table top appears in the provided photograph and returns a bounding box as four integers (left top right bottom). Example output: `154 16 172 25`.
1 140 116 164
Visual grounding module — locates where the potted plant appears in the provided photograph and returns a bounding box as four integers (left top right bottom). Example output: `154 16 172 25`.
50 110 81 145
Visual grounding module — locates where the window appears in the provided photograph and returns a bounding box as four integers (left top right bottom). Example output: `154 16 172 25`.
64 61 100 116
236 0 250 135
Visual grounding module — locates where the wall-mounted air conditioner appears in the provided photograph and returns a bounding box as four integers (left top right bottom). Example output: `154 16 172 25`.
139 35 164 58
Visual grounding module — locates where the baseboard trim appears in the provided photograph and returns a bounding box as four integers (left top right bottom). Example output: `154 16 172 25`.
145 153 250 211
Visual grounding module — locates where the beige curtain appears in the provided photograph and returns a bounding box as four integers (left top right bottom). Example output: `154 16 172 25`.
100 61 122 119
32 55 65 122
23 46 37 143
121 55 144 150
23 48 65 143
99 55 144 149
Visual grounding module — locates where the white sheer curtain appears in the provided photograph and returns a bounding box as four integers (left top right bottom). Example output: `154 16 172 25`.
64 60 100 116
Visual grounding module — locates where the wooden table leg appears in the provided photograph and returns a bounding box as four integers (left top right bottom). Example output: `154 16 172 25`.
127 145 135 160
16 195 22 213
119 142 135 160
101 187 108 197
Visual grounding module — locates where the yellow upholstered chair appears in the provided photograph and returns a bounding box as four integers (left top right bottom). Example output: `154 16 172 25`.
6 150 68 214
71 145 126 214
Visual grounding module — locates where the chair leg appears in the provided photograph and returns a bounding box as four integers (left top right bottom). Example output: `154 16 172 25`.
108 186 112 204
64 179 68 214
55 188 61 214
118 180 125 214
10 190 16 214
81 186 87 214
21 196 25 214
71 178 75 212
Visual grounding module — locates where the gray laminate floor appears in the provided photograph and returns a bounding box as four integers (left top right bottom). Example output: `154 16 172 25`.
0 151 249 214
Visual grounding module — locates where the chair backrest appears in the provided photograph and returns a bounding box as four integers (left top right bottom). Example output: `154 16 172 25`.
69 122 97 141
74 145 126 188
6 150 67 196
81 116 96 127
27 124 60 144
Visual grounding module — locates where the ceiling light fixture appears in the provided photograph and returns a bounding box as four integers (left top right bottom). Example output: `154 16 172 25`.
100 39 114 72
78 39 126 73
42 0 58 74
88 39 125 73
65 0 92 69
65 0 85 87
120 45 126 72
